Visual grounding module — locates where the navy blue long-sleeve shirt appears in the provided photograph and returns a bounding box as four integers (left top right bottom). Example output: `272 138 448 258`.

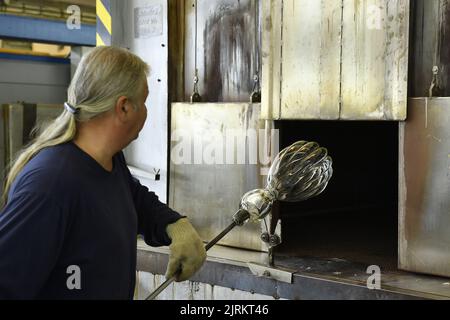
0 142 182 299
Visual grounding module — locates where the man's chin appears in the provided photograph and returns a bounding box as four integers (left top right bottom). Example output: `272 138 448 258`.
124 134 140 148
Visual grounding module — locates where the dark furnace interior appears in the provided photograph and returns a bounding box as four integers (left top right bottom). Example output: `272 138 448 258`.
274 121 399 270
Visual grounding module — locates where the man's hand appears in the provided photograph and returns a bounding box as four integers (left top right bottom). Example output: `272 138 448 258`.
165 218 206 282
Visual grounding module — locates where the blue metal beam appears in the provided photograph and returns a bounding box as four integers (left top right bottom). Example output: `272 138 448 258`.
0 14 95 46
0 52 70 64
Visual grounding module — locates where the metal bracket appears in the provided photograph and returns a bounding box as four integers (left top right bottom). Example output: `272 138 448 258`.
247 262 294 284
128 166 160 181
261 214 282 248
261 214 282 266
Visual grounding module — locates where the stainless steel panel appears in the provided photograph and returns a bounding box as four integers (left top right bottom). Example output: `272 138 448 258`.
262 0 409 120
341 0 409 120
261 0 283 120
410 0 450 97
184 0 260 102
280 0 341 120
169 103 267 251
399 98 450 278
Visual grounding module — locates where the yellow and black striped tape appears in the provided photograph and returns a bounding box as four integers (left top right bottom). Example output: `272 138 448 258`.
96 0 111 46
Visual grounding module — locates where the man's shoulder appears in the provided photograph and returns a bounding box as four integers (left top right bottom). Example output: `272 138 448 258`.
26 143 76 174
12 144 81 193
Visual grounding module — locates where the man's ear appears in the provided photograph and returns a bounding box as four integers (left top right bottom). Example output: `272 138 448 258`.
115 96 130 121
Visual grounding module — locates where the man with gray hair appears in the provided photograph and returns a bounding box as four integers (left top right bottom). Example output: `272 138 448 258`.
0 46 206 299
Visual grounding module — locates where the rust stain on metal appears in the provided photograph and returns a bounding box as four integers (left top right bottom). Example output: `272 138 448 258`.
204 6 253 101
185 0 260 102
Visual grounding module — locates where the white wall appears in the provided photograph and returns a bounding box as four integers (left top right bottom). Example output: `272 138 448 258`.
112 0 169 202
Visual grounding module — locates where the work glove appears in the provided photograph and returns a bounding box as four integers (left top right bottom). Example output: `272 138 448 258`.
165 218 206 282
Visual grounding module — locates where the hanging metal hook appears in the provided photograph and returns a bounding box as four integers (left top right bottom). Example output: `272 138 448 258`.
250 0 261 103
191 70 202 103
428 66 439 98
250 74 261 103
190 0 202 103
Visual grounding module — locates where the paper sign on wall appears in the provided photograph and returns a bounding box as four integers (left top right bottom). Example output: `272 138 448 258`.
134 5 163 38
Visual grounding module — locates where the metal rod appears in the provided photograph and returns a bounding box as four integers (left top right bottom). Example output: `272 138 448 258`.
145 275 174 300
205 221 237 251
145 221 238 300
254 0 260 76
194 0 198 74
146 141 333 300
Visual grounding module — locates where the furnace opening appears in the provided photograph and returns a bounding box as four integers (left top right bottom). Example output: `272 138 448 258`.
274 121 399 270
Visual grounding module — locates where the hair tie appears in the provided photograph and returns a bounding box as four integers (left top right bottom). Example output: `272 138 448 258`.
64 102 79 115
